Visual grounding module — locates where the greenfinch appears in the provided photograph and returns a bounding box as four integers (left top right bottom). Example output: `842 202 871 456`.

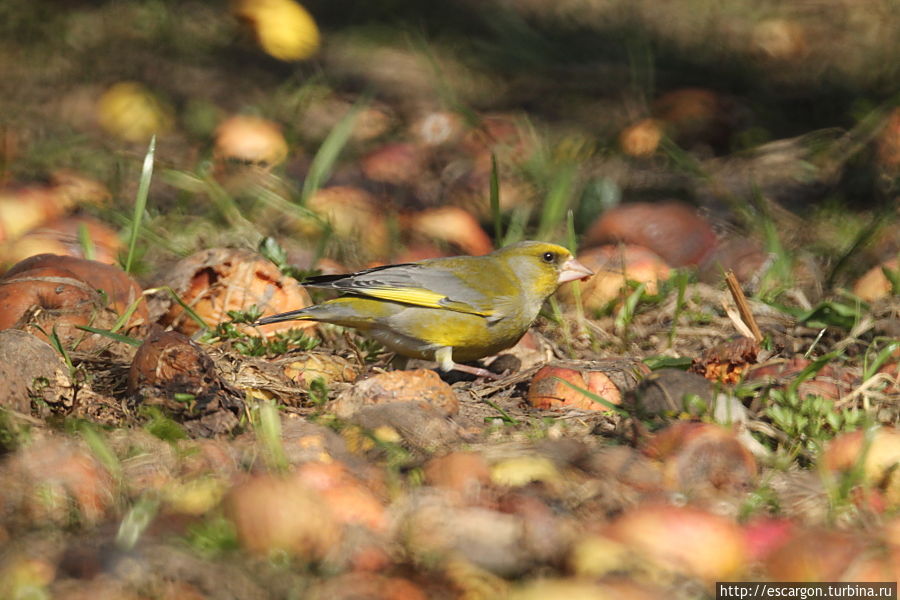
255 241 593 377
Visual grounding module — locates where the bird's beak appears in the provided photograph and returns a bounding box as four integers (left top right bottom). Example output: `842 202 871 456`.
557 257 594 284
253 309 305 326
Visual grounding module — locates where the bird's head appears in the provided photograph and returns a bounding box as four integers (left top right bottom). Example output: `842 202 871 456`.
494 241 593 300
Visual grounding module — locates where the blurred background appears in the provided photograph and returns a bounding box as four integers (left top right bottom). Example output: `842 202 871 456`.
0 0 898 291
1 6 899 597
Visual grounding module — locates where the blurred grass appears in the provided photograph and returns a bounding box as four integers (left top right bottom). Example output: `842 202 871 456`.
0 0 894 278
300 96 369 204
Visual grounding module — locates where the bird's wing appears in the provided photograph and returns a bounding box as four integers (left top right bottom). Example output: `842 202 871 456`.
301 262 498 317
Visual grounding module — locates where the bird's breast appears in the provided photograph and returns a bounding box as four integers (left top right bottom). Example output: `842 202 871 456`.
388 305 530 362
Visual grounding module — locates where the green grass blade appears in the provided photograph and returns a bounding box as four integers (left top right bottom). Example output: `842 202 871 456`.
125 136 155 274
863 339 900 380
301 96 369 205
537 164 575 241
667 269 689 347
786 351 841 397
75 325 143 347
490 153 502 243
77 222 95 261
480 396 519 425
565 209 577 253
556 377 629 415
502 204 532 246
79 422 122 480
154 286 210 331
254 181 329 226
548 296 574 357
116 494 159 551
257 400 289 473
109 293 150 333
825 209 891 288
202 174 253 230
103 208 186 257
46 325 74 371
564 209 588 332
883 263 900 294
615 282 646 334
643 355 693 370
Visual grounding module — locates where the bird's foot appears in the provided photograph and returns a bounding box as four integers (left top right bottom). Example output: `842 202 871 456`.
434 347 502 380
450 363 502 380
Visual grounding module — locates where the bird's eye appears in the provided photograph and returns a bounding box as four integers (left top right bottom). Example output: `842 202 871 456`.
541 251 556 263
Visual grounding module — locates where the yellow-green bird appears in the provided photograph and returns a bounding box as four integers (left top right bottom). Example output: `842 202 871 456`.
255 241 593 377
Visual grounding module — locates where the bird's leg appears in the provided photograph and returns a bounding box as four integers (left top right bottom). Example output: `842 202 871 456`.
435 347 501 380
451 362 502 380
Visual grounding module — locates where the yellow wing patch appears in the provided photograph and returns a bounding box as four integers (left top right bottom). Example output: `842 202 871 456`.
360 287 492 317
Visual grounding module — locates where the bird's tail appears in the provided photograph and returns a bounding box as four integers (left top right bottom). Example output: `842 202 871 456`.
254 297 379 329
254 308 315 326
